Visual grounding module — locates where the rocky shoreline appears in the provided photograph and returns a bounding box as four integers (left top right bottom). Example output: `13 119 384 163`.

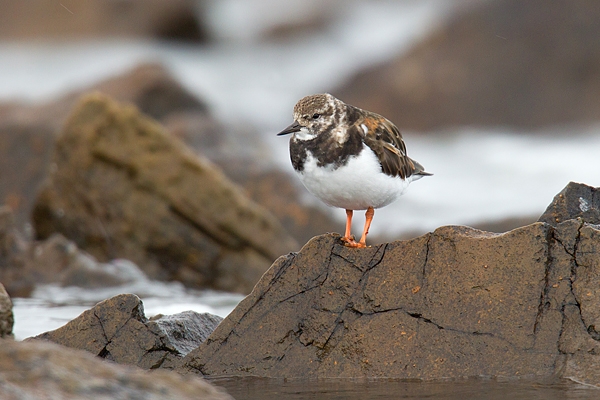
2 182 600 396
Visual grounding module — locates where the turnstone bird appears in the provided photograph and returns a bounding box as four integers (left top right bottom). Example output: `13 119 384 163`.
277 93 431 248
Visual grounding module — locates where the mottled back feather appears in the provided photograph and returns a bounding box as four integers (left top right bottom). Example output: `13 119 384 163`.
356 108 430 180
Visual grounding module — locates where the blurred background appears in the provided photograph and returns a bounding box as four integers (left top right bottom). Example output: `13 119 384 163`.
1 0 599 339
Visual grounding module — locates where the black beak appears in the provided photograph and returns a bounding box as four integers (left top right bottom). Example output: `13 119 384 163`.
277 121 301 136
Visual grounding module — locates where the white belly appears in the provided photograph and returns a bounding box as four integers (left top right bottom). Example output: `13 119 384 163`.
297 144 413 210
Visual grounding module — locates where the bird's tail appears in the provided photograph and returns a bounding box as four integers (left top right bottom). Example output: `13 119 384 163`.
411 158 433 179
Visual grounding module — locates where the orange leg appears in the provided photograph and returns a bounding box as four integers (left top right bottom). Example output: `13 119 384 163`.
357 207 374 248
341 209 359 247
341 208 374 248
344 209 353 239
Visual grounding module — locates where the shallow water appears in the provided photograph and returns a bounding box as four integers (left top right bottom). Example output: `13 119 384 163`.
209 377 599 400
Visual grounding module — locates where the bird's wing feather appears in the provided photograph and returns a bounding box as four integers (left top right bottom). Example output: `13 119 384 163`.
359 112 426 179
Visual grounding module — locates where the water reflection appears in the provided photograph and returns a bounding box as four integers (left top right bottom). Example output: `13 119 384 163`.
209 376 599 400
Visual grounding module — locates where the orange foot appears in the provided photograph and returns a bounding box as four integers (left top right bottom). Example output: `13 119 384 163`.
340 236 367 248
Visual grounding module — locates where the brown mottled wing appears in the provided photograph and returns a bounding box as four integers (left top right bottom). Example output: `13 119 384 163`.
360 112 426 179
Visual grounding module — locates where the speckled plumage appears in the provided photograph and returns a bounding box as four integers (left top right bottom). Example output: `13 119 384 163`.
278 93 431 247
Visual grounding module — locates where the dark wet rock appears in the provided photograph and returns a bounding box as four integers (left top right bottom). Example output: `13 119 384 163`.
0 282 14 338
178 199 600 384
335 0 600 130
0 339 232 400
0 118 55 230
0 0 208 42
538 182 600 227
32 93 297 293
32 294 222 370
77 63 210 122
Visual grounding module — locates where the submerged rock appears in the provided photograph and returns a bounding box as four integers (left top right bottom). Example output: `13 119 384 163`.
0 339 232 400
33 93 297 293
178 183 600 385
32 294 222 370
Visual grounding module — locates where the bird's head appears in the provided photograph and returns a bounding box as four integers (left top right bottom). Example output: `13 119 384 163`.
277 93 343 141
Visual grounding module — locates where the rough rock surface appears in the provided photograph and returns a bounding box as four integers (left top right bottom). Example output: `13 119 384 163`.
0 281 13 338
335 0 600 130
33 294 222 370
0 339 232 400
539 181 600 226
150 311 224 357
178 183 600 385
33 93 297 293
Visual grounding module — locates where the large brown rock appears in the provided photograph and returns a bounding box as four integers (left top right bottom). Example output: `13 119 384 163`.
178 188 600 384
33 294 222 370
1 63 340 248
32 93 297 293
335 0 600 130
0 63 222 232
0 339 232 400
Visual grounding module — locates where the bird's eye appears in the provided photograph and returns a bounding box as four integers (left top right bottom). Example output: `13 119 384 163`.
312 113 320 119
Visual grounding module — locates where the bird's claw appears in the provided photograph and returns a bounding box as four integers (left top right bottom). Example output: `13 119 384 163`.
340 236 367 248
